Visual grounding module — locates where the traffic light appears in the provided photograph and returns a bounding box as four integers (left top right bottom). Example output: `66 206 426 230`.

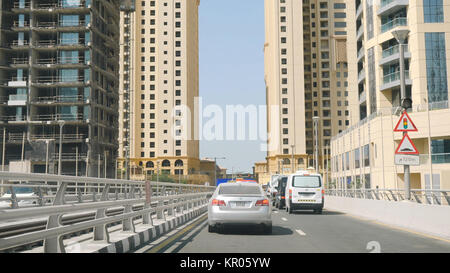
401 98 412 110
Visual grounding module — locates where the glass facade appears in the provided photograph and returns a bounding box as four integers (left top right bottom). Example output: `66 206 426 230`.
60 106 78 120
365 0 374 39
61 15 79 26
60 69 78 82
425 32 448 103
431 139 450 164
62 0 81 8
354 148 360 169
368 47 377 114
60 51 79 63
60 32 79 45
363 144 370 167
423 0 444 23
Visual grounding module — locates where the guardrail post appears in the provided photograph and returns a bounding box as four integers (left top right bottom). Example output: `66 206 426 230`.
94 184 111 242
157 199 165 220
373 190 380 200
37 186 44 206
389 190 397 202
167 197 174 216
143 181 153 225
123 185 136 232
176 196 182 214
412 192 421 203
442 192 450 206
425 194 432 204
9 186 18 209
432 193 441 205
77 190 83 203
44 181 67 253
183 196 188 211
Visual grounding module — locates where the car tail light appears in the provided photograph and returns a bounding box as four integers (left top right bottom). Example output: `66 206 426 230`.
322 189 325 194
281 196 285 199
255 199 270 206
289 189 292 199
211 199 226 206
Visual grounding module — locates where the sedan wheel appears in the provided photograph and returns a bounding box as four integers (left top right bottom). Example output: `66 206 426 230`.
263 224 272 235
208 224 215 233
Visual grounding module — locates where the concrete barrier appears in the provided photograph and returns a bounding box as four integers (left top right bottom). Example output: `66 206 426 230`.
324 196 450 240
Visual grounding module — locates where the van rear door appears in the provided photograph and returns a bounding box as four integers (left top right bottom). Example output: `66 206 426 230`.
291 175 322 204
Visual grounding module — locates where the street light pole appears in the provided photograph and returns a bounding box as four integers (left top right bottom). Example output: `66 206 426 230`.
313 116 320 173
291 144 295 172
58 121 65 175
393 29 411 200
208 157 225 186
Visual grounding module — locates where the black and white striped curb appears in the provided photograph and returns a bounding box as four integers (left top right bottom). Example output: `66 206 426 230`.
94 205 207 253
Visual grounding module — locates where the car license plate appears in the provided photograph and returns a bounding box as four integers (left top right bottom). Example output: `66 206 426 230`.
232 201 246 208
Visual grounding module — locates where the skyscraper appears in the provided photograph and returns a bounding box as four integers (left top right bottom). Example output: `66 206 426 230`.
118 0 200 180
260 0 348 183
0 0 120 178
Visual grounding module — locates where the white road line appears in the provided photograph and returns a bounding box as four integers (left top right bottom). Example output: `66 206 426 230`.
164 219 208 253
296 229 306 236
281 217 288 221
273 211 279 214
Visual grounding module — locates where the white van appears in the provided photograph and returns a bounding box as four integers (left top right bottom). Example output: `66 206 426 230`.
285 170 324 214
267 174 280 205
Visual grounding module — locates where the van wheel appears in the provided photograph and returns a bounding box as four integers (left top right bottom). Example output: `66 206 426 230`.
275 202 279 209
288 206 293 214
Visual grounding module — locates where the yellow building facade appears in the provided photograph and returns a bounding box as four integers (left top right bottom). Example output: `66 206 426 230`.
260 0 349 180
118 0 200 180
331 0 450 191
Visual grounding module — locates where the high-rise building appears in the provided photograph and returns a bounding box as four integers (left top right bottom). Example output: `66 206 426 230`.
261 0 348 183
330 0 450 191
0 0 120 177
118 0 200 180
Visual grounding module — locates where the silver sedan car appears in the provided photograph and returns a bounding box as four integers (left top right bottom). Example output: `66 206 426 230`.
207 182 272 234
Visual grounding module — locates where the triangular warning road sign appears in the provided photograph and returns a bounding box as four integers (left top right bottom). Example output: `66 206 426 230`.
395 133 419 155
394 111 418 132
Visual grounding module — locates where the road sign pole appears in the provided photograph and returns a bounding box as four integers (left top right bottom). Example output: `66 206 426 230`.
393 29 411 201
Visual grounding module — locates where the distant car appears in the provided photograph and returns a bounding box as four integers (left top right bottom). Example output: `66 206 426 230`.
207 182 272 234
274 176 288 209
0 187 39 208
267 175 280 205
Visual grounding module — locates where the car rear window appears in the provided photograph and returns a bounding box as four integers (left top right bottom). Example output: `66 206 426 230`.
219 184 262 195
292 176 321 188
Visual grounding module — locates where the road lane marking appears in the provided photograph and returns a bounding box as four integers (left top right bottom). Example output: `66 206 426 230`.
143 214 208 253
281 217 288 221
164 219 208 253
296 229 306 236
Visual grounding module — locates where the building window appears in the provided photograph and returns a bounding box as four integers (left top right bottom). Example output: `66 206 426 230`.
423 0 444 23
425 32 448 103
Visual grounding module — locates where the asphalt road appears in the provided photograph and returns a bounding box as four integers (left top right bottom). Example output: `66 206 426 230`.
138 207 450 253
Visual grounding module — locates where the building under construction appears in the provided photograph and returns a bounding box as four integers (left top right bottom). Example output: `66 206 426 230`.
0 0 120 177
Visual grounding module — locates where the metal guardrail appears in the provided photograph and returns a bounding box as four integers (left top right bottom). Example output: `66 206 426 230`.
325 189 450 206
0 172 215 253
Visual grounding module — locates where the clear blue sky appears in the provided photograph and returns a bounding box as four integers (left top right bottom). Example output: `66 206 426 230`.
198 0 266 174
